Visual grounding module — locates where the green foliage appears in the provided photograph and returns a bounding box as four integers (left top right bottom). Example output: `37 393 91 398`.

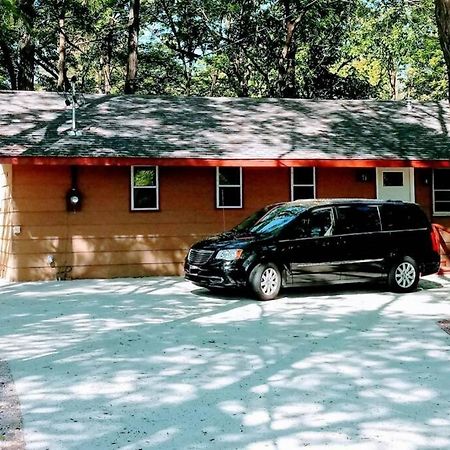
336 0 446 100
0 0 447 100
134 167 156 186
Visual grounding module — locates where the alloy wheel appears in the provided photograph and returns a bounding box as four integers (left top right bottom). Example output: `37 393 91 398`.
394 262 416 289
260 267 279 296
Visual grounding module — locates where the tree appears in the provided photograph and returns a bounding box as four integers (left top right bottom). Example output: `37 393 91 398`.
0 0 36 90
435 0 450 100
17 0 35 90
333 0 445 100
125 0 140 94
0 0 18 89
0 0 446 99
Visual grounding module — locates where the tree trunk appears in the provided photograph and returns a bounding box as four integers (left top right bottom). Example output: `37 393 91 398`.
231 50 250 97
17 0 35 90
102 20 114 94
0 34 17 89
124 0 140 94
389 67 398 100
278 0 299 98
435 0 450 101
57 5 70 91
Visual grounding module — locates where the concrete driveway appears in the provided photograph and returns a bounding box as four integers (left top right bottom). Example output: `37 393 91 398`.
0 276 449 450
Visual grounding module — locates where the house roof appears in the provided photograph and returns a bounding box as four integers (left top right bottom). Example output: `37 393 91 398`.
1 90 450 167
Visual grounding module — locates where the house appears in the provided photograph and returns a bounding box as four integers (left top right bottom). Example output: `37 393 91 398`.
1 90 450 281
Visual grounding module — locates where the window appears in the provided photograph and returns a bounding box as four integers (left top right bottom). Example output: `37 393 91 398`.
216 167 242 208
281 207 332 239
131 166 159 211
335 205 381 234
251 204 306 235
291 167 315 200
306 208 334 237
383 171 404 187
379 204 428 230
433 169 450 215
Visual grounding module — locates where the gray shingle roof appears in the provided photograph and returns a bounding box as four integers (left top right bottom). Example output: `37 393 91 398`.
1 90 450 162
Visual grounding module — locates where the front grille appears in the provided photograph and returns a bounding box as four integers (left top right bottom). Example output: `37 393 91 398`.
188 249 214 266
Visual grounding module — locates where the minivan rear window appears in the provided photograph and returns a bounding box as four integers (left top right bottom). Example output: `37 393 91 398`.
380 204 428 230
335 205 381 234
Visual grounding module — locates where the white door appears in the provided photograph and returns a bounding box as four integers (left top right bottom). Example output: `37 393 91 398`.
376 168 414 202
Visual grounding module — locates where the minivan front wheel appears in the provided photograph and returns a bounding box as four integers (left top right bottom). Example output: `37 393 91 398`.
388 257 419 293
249 263 281 301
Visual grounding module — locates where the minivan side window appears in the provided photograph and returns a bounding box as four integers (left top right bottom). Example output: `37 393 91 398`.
280 208 334 239
380 204 428 231
307 208 334 237
285 208 334 239
335 205 381 234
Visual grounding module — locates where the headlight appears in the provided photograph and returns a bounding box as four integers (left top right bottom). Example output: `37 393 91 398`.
215 249 243 260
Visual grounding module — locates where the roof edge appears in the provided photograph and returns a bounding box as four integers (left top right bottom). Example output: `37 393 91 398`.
1 156 450 168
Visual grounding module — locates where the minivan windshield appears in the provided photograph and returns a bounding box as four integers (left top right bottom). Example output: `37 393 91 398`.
234 204 306 235
232 204 278 233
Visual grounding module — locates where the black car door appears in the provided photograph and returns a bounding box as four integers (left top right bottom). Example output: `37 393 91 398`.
334 204 386 282
278 207 342 285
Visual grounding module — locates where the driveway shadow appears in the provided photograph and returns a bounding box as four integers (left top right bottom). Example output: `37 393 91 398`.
0 277 449 449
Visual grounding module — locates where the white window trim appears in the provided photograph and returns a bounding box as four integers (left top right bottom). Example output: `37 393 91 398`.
131 165 159 211
216 167 243 209
433 169 450 216
290 167 316 201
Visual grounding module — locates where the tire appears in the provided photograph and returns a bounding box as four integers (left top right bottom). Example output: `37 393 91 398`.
387 257 419 293
249 263 281 301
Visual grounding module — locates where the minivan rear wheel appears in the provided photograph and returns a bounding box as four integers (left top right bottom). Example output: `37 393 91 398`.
249 263 281 301
388 257 419 293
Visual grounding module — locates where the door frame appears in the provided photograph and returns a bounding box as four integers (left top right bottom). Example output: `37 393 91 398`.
376 167 415 202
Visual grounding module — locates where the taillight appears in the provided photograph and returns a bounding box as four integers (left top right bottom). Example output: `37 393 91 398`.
431 226 441 253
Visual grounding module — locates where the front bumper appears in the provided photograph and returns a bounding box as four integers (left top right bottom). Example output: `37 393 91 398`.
184 260 247 289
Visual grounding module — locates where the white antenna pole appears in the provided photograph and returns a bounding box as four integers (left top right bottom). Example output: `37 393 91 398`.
67 76 82 137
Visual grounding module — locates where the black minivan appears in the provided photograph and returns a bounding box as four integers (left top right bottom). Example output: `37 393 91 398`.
184 199 441 300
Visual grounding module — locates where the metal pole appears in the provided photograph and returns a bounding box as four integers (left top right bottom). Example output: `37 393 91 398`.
71 79 76 132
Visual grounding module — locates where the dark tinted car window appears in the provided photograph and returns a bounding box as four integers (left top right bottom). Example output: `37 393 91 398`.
335 205 381 234
282 208 333 239
307 208 334 237
380 204 428 231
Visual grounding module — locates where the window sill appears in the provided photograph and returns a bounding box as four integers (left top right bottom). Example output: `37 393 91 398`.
131 208 160 212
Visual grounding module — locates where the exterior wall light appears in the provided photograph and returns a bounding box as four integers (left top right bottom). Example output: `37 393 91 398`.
419 169 431 186
356 169 373 183
66 166 83 212
66 187 83 212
